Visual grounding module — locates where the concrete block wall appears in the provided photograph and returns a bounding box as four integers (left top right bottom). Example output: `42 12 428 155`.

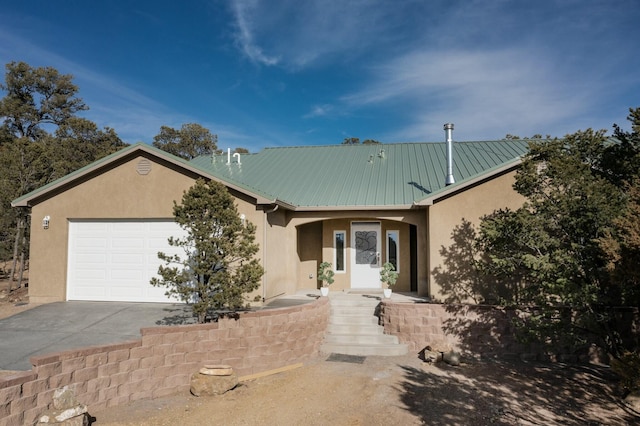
381 302 545 359
0 298 329 426
380 302 639 362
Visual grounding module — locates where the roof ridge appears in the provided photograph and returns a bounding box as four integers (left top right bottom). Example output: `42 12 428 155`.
261 140 530 150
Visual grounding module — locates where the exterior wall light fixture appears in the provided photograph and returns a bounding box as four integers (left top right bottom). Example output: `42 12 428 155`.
42 216 50 229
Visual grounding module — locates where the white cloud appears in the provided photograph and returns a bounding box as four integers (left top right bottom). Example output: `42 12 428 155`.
303 104 333 119
227 0 414 69
229 0 281 66
341 47 608 141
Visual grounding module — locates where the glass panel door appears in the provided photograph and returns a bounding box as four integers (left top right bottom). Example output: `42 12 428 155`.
350 222 381 288
355 230 377 265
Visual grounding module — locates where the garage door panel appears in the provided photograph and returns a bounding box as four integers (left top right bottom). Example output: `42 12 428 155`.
111 238 145 249
75 237 108 248
111 253 146 264
111 269 144 280
74 269 107 280
148 237 178 247
68 220 186 303
111 222 143 232
76 222 109 232
73 285 107 297
111 287 143 298
74 253 107 263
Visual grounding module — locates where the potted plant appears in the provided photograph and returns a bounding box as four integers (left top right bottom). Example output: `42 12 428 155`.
380 262 398 298
318 261 334 296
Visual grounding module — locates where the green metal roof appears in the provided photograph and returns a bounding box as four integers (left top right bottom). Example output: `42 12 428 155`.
12 140 531 209
190 140 530 209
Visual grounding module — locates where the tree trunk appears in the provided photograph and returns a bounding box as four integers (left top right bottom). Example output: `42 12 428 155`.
8 217 24 292
17 228 28 289
17 251 25 289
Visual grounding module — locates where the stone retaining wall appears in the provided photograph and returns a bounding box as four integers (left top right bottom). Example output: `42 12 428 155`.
0 298 329 426
380 302 528 357
380 301 639 362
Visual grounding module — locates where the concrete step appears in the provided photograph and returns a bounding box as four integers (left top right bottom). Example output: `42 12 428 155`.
342 289 385 296
328 297 381 307
322 292 407 357
326 323 383 334
329 315 379 325
324 333 399 345
320 342 409 357
330 305 380 316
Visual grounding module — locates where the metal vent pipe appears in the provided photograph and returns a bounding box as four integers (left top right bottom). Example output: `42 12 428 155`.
444 123 455 186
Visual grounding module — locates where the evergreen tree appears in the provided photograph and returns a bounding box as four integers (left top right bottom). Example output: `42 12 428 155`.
474 109 640 357
151 179 264 323
152 123 217 160
0 61 87 140
0 61 125 281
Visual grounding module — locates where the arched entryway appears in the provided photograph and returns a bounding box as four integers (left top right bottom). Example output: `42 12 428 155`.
295 218 417 292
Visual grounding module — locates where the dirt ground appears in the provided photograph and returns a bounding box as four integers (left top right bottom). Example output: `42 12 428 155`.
90 353 639 426
0 263 39 320
1 264 638 425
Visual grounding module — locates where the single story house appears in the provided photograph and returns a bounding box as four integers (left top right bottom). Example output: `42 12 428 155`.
12 127 529 304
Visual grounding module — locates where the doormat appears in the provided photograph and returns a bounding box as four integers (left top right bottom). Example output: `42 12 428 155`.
326 353 366 364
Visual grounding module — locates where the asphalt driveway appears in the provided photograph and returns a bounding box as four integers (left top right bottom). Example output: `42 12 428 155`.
0 301 196 371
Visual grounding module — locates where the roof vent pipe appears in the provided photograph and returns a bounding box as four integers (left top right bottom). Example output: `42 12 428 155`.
444 123 455 186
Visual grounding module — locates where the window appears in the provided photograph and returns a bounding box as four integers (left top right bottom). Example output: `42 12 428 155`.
334 231 346 272
386 230 399 272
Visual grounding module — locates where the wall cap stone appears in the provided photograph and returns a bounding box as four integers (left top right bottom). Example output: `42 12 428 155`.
0 371 37 389
30 341 141 367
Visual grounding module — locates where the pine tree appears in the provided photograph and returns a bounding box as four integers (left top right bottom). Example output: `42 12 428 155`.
151 179 264 323
474 108 640 357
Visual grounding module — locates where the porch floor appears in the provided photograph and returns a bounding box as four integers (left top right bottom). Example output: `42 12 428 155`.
260 289 428 310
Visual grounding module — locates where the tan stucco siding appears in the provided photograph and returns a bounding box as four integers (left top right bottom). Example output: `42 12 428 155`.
27 154 265 304
261 208 298 301
427 170 525 301
295 221 323 292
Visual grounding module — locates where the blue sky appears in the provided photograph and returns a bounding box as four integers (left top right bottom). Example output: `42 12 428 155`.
1 1 639 152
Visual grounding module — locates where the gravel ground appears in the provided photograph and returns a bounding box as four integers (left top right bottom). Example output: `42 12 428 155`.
91 353 639 426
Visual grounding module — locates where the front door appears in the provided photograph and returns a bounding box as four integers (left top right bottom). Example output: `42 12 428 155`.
350 222 381 288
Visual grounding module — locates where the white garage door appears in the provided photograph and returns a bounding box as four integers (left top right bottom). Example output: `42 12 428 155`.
67 220 187 302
